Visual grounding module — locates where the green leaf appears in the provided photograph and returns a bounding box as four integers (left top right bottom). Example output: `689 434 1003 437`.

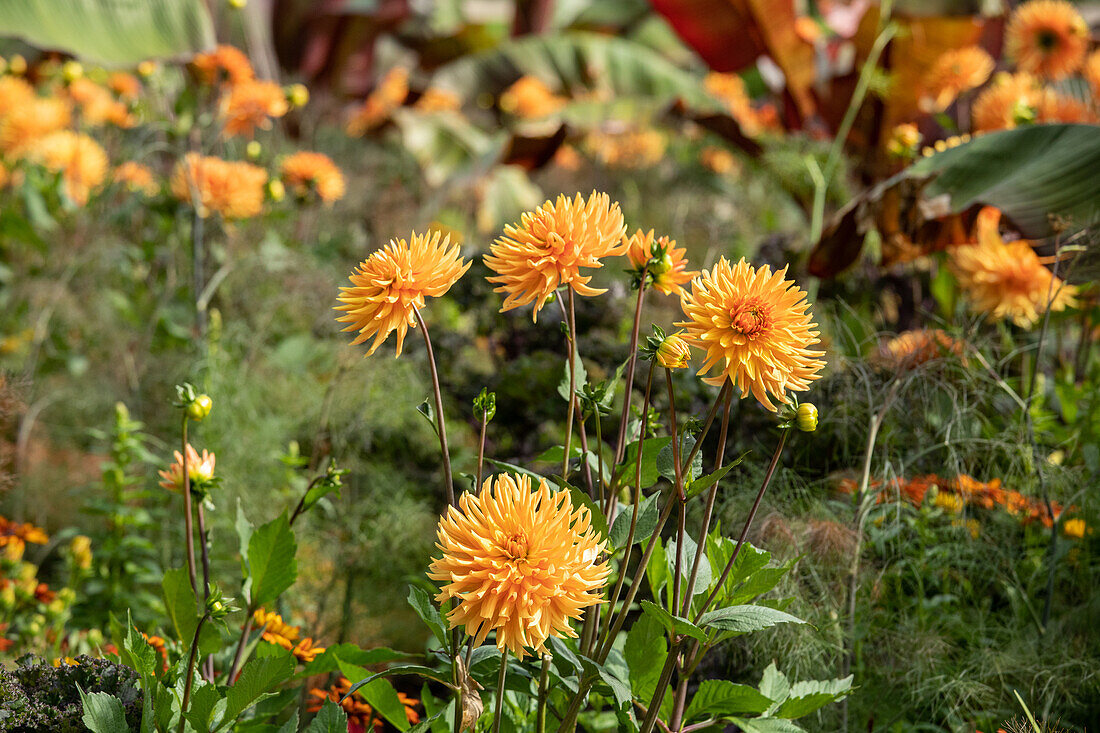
416 398 438 436
624 612 666 701
773 676 854 718
684 452 749 500
276 711 299 733
306 700 348 733
557 352 588 402
337 661 412 731
608 493 660 549
697 605 806 635
476 164 544 234
0 0 215 66
407 585 448 647
639 600 706 642
534 444 582 465
685 680 773 721
566 485 609 541
184 683 224 732
616 437 671 490
245 513 298 607
758 663 791 707
656 434 702 484
667 532 711 597
162 567 199 644
646 535 668 600
344 665 455 699
391 109 505 188
298 643 412 679
727 717 805 732
222 654 296 725
579 654 632 711
79 686 129 733
235 500 254 568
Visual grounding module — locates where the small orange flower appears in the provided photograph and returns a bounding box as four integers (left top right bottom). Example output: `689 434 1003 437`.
886 123 922 159
141 632 169 672
253 608 300 649
1005 0 1088 80
220 79 288 137
704 72 762 136
0 517 49 547
0 76 35 113
170 153 268 219
67 78 134 128
428 473 610 659
346 67 409 136
113 161 159 196
157 443 216 492
279 151 346 204
31 131 109 205
623 229 697 296
880 329 965 369
485 192 627 319
1036 90 1095 124
586 128 666 169
971 72 1042 132
336 231 470 356
0 97 72 158
699 145 738 174
949 207 1077 327
307 678 420 730
1063 518 1086 539
1085 50 1100 99
291 637 325 664
107 72 141 100
919 46 994 112
499 76 565 119
676 257 826 410
191 45 254 86
414 87 462 113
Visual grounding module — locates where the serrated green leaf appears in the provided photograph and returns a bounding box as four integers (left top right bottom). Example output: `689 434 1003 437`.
235 500 253 567
306 700 348 733
639 600 706 641
245 513 297 607
758 663 790 707
184 683 224 732
684 679 773 722
79 686 129 733
728 717 804 732
697 605 805 634
624 612 665 701
609 493 660 549
222 654 295 726
774 676 853 719
407 585 448 647
617 437 672 490
162 567 199 644
667 532 710 597
567 484 609 541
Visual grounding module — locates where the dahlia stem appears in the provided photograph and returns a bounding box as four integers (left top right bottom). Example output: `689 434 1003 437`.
614 276 648 465
561 289 579 483
639 641 682 733
491 650 509 733
678 383 730 481
196 501 213 682
180 414 199 598
536 653 551 733
413 305 455 508
664 369 686 614
177 612 210 733
226 604 255 685
475 405 489 490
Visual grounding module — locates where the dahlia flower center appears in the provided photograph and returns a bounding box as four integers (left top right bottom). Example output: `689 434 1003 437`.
503 533 530 562
1036 29 1058 50
730 298 771 338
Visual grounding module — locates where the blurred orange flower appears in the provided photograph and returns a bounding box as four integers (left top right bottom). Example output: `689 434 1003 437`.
170 153 268 219
586 128 666 169
704 72 762 136
113 161 159 196
499 75 565 118
67 78 134 128
414 87 461 113
280 151 346 204
31 131 109 205
919 46 994 112
0 97 72 158
881 329 965 369
346 67 409 136
107 72 141 100
971 72 1042 133
307 678 420 731
191 44 254 86
1005 0 1088 80
220 79 288 137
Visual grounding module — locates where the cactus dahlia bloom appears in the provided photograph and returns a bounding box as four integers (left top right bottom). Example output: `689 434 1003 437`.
949 207 1077 327
31 131 109 205
676 257 825 411
158 444 216 492
0 98 72 158
220 79 288 137
336 231 470 356
279 151 346 204
1005 0 1088 80
971 72 1043 132
427 473 610 659
113 161 158 196
623 229 698 296
919 46 994 112
485 192 627 320
170 153 268 219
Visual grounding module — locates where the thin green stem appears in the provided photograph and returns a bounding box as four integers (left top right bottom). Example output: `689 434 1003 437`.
177 612 210 733
562 289 578 482
413 305 454 507
491 650 509 733
475 409 489 489
614 278 648 464
180 415 198 597
536 653 551 733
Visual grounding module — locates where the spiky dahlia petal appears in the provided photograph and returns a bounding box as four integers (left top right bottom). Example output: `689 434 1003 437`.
485 192 627 320
335 231 470 356
427 473 610 659
676 257 825 411
1005 0 1088 80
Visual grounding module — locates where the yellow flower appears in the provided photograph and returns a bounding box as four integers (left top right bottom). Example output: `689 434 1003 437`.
485 192 627 320
336 231 470 356
1062 518 1086 539
191 44 254 86
31 131 109 205
286 82 309 108
1005 0 1088 80
170 153 268 219
254 608 300 649
971 72 1042 133
0 76 35 114
279 151 346 204
676 257 825 411
113 161 159 196
886 123 921 159
656 332 691 370
499 76 565 119
69 535 92 570
427 473 610 659
933 491 965 514
346 67 409 136
623 229 697 296
0 97 72 158
919 46 994 112
220 79 289 137
157 444 216 492
949 207 1077 327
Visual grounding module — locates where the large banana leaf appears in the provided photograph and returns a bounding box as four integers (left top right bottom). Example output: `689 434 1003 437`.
809 124 1100 277
0 0 215 66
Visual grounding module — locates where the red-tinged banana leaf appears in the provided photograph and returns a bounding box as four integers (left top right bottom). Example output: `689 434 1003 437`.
649 0 816 122
809 124 1100 278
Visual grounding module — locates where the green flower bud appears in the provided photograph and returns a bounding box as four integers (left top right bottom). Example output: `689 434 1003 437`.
795 403 818 432
186 394 213 421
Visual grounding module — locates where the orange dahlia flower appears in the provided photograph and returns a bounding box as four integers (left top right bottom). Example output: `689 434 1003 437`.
704 72 762 136
346 67 409 136
336 231 470 356
220 79 288 137
113 161 159 196
0 76 35 115
485 192 627 319
170 153 267 219
1037 90 1095 124
919 46 994 112
623 229 697 296
0 97 72 158
31 131 109 205
949 207 1077 327
971 72 1042 132
1085 50 1100 99
499 75 565 119
107 72 141 100
67 78 134 128
308 678 420 731
881 329 965 369
586 128 666 169
428 473 610 659
254 608 300 649
191 44 254 86
414 87 462 113
1063 517 1086 539
279 151 346 204
676 257 825 410
158 443 216 492
1005 0 1088 80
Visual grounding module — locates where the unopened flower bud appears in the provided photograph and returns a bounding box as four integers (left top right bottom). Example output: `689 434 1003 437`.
62 60 83 81
656 333 691 370
286 82 309 108
228 0 247 8
186 394 213 421
650 251 674 276
246 140 262 160
137 60 157 78
267 179 285 202
795 403 818 432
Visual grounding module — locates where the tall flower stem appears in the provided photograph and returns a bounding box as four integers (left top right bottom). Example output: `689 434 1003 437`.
664 369 686 616
196 502 214 681
491 650 509 733
614 277 648 464
180 415 199 597
412 305 454 508
177 612 210 733
475 406 489 489
226 603 255 685
561 289 579 483
536 653 551 733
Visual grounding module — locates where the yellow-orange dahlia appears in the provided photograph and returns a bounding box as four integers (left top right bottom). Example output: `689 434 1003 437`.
67 78 134 128
414 87 462 113
586 128 666 169
220 79 288 137
1063 517 1086 539
346 67 409 136
485 192 627 319
279 151 346 204
253 608 299 649
0 76 35 115
971 72 1042 132
1036 89 1095 124
336 231 470 356
31 131 109 205
308 679 420 730
880 329 965 369
157 443 216 492
919 46 995 112
949 207 1077 327
1085 50 1100 99
1005 0 1088 80
676 257 825 410
107 72 141 100
0 98 72 158
113 161 159 196
170 153 267 219
191 44 254 86
427 473 610 659
499 76 565 119
623 229 698 296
